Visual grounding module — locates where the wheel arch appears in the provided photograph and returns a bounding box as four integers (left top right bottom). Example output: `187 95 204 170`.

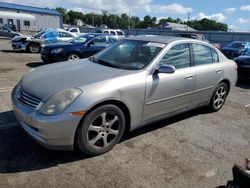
73 99 131 148
218 79 231 92
66 51 82 59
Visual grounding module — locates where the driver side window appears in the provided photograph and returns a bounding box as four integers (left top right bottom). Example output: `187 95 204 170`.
92 36 107 44
159 43 191 69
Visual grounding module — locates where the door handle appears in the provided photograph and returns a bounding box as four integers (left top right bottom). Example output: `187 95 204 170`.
216 69 222 73
185 75 194 80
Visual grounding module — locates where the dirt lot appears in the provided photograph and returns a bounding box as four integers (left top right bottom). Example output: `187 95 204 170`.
0 37 250 188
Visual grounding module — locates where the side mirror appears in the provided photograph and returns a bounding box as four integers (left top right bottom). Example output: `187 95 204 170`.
155 65 175 74
87 41 95 46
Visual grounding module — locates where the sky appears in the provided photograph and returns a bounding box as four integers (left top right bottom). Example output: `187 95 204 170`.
1 0 250 31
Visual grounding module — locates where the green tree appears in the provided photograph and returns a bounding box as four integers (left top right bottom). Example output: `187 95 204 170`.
55 7 69 24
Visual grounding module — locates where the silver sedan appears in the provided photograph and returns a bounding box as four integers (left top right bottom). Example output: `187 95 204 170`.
11 35 237 155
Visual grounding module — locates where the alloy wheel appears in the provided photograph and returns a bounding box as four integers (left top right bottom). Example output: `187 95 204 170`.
30 44 40 53
68 54 79 61
87 112 119 148
213 85 227 109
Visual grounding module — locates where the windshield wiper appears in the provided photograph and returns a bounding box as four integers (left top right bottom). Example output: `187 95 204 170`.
96 59 119 68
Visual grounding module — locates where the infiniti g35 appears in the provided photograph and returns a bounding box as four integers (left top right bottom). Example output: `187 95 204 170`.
12 35 237 155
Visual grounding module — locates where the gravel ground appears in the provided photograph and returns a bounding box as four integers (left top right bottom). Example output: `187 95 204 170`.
0 37 250 188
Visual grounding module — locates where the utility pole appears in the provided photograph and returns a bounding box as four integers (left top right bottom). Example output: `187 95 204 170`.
128 11 131 30
187 13 190 31
92 12 94 27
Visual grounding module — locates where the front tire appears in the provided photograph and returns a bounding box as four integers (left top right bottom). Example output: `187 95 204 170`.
67 53 80 61
76 105 125 156
28 43 41 53
208 82 228 112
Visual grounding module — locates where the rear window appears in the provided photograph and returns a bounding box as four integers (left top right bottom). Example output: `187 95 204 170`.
117 31 124 36
110 31 116 35
192 44 213 65
211 48 219 62
70 29 78 32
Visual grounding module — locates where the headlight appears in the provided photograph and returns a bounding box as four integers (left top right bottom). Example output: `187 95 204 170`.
40 88 82 115
51 48 64 54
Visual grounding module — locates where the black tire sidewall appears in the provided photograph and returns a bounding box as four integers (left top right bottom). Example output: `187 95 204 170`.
28 43 40 53
77 104 125 155
209 82 228 111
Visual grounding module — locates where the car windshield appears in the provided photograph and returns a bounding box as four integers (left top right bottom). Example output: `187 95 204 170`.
69 35 89 44
230 42 246 48
90 40 165 70
33 30 47 38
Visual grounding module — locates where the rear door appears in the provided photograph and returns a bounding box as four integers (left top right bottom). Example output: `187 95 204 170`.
190 43 222 106
144 43 196 120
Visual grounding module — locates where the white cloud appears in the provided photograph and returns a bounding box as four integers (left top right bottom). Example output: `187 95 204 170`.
0 0 56 8
145 3 193 14
223 8 236 14
238 17 250 24
192 12 226 22
0 0 193 15
240 5 250 11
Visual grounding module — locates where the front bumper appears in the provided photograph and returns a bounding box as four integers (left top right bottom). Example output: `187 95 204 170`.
11 87 82 151
11 41 27 51
40 49 65 63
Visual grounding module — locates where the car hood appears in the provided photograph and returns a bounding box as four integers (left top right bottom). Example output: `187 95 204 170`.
44 42 75 49
20 59 134 101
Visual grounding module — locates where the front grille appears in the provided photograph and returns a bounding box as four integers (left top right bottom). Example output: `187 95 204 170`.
17 87 41 109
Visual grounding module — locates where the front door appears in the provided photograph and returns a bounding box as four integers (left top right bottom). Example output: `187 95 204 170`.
143 43 196 120
83 36 108 57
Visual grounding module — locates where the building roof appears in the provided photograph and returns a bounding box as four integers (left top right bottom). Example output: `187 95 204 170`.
0 10 35 20
0 2 61 16
163 22 196 31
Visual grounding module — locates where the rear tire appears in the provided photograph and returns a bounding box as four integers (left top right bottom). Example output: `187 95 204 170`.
76 105 125 156
208 82 228 112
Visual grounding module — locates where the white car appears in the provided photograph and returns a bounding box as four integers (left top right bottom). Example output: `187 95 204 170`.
95 29 125 37
11 28 76 53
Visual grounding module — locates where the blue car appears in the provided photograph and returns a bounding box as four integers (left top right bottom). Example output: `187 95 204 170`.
221 41 250 59
41 34 118 63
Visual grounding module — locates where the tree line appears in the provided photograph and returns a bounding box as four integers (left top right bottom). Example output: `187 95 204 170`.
55 7 228 31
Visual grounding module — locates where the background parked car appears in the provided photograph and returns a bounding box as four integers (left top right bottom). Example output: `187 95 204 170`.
66 27 86 36
234 55 250 81
0 24 19 38
11 28 75 53
221 41 250 59
95 29 125 38
41 33 119 63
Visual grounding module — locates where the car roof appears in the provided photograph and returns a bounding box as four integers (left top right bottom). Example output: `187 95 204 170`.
80 33 113 37
126 35 197 44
